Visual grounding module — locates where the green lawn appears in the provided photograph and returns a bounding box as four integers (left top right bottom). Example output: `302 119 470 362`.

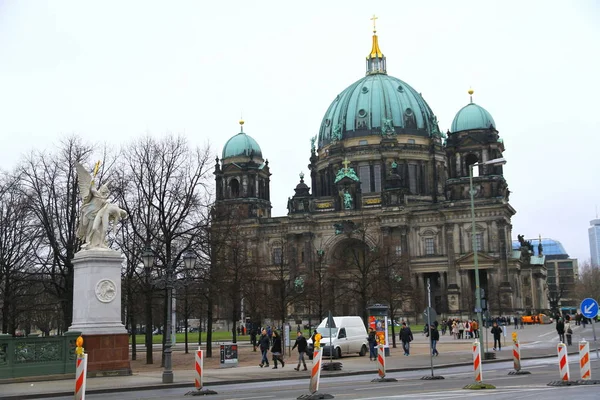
129 331 253 345
128 327 432 345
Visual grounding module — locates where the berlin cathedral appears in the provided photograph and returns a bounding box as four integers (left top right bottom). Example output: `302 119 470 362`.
213 22 547 323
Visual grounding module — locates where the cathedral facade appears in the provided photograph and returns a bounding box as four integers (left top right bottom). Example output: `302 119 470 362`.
213 26 546 323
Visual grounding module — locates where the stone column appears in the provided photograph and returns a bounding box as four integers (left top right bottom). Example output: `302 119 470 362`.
446 226 460 312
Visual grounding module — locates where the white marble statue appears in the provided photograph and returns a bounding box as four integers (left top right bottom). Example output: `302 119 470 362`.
75 162 127 249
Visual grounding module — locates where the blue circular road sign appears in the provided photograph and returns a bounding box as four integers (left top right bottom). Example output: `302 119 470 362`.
580 298 599 319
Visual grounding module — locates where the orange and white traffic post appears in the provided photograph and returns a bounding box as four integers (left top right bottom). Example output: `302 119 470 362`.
377 343 386 379
579 339 591 381
512 332 522 372
309 347 323 394
195 348 204 390
472 341 483 383
74 336 88 400
557 342 570 382
187 347 217 396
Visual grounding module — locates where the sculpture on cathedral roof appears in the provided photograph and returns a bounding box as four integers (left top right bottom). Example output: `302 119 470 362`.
334 158 360 183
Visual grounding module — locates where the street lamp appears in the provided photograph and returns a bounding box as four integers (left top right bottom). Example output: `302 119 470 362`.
141 245 184 384
141 246 155 365
469 157 506 353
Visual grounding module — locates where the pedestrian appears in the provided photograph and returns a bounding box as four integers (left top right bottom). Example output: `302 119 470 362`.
291 331 308 371
258 329 270 368
270 331 285 369
556 318 565 343
368 327 377 361
399 322 413 356
250 327 258 351
491 321 502 351
565 319 573 346
451 321 458 339
458 321 465 339
472 319 479 339
429 323 440 356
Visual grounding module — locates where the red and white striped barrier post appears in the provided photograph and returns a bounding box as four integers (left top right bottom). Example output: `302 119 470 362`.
513 339 522 372
579 339 591 381
377 344 385 378
188 348 217 396
309 348 323 394
195 349 204 389
557 342 570 382
472 341 483 383
74 336 88 400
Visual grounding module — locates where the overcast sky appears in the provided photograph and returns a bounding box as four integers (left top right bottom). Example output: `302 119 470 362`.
0 1 598 263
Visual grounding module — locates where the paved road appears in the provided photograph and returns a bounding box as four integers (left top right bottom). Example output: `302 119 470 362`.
50 357 600 400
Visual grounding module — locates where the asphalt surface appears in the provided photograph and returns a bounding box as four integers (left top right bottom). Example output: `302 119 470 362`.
3 323 600 399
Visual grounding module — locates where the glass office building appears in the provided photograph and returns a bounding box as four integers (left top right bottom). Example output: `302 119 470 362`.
589 219 600 267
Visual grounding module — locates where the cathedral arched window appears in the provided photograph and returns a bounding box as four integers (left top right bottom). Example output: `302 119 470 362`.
230 178 240 198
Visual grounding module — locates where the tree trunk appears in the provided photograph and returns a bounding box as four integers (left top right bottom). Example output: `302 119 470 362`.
145 284 153 364
206 297 213 358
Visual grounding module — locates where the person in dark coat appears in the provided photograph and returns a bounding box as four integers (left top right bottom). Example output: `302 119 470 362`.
258 329 270 367
250 327 258 351
270 331 285 369
429 323 440 356
556 318 565 343
399 322 413 356
491 321 503 351
292 331 308 371
368 327 377 361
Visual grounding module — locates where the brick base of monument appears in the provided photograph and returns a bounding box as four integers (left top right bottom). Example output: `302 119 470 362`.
83 333 131 377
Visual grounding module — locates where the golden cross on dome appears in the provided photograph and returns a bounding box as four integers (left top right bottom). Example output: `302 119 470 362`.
370 14 378 33
342 157 351 171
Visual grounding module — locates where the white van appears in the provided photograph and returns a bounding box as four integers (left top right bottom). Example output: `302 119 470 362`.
307 316 369 359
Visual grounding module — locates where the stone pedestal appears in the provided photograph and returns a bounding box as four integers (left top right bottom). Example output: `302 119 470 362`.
68 249 131 375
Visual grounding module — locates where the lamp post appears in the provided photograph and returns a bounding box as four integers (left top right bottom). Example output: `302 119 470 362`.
141 246 155 365
469 157 506 353
141 245 188 384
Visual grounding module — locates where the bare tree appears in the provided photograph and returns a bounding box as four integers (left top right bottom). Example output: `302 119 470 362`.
577 261 600 302
329 224 380 325
19 137 94 331
115 135 211 360
375 244 407 348
0 172 43 334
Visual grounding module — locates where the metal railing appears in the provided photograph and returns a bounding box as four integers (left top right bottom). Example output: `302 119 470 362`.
0 331 81 379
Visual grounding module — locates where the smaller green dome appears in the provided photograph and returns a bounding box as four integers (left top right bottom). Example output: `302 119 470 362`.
451 103 496 133
222 131 263 160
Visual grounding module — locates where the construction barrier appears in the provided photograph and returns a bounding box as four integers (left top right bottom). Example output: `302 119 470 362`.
579 339 591 380
513 340 522 371
557 342 570 381
74 336 87 400
195 349 204 389
472 341 482 382
377 344 386 378
309 348 323 394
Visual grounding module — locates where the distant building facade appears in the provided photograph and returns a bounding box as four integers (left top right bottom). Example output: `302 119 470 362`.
589 219 600 267
512 238 578 313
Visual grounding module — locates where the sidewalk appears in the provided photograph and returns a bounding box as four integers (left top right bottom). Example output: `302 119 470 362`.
0 332 566 399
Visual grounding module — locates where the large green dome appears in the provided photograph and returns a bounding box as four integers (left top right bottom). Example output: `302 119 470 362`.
222 129 263 160
318 74 437 146
451 103 496 133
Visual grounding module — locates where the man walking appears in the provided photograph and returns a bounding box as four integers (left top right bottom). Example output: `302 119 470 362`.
399 322 413 356
258 329 270 368
291 331 308 371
